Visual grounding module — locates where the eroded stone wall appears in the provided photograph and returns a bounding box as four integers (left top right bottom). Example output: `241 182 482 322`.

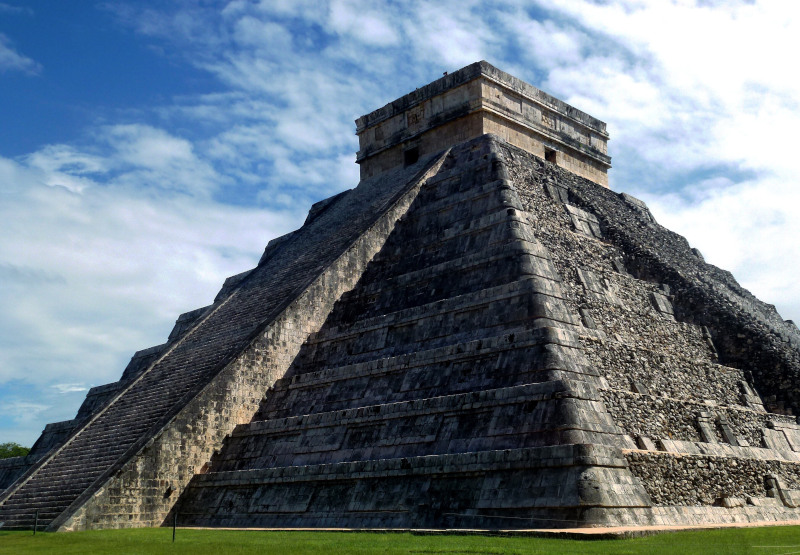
601 391 768 447
627 451 800 506
500 139 800 520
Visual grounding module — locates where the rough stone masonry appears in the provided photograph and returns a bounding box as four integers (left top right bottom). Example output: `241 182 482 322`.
1 61 799 531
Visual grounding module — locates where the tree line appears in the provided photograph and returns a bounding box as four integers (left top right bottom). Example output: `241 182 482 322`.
0 442 30 459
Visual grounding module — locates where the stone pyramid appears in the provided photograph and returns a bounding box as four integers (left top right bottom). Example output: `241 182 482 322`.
2 61 800 531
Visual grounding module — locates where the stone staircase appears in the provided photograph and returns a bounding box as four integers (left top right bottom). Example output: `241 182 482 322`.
0 148 451 531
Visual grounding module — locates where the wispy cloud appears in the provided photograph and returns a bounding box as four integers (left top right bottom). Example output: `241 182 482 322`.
0 33 40 75
329 0 400 47
0 3 33 15
0 400 49 424
52 383 88 394
0 144 298 391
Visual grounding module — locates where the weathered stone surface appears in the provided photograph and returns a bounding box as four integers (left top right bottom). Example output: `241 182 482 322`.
356 61 610 186
0 456 30 492
175 445 647 529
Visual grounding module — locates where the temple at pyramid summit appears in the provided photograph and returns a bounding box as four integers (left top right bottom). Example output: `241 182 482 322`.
3 61 800 531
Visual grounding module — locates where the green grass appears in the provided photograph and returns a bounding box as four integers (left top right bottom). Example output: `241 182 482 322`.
1 526 800 554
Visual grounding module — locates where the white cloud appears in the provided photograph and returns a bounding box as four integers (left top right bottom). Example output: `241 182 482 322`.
23 144 107 193
232 17 294 51
0 401 49 425
532 0 800 178
240 0 326 20
505 17 589 69
0 3 33 15
0 33 40 74
400 6 494 67
52 383 88 394
105 125 195 169
643 174 800 324
329 0 400 47
0 147 298 397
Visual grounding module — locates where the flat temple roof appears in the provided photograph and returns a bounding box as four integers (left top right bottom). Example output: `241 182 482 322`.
355 60 608 136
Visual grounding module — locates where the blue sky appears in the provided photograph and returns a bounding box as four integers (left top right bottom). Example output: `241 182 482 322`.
1 0 799 446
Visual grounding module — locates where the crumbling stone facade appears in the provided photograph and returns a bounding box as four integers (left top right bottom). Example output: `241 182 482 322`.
1 62 799 531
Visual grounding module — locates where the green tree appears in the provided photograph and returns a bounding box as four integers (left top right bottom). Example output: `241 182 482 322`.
0 442 30 459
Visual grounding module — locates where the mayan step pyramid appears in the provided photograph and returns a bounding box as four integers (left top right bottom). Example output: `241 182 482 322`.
2 61 800 531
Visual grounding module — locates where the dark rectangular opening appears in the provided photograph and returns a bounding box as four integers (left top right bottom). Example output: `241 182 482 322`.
404 146 420 167
545 148 557 164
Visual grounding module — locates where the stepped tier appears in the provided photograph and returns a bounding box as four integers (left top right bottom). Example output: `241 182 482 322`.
176 445 647 529
255 328 596 421
213 380 624 472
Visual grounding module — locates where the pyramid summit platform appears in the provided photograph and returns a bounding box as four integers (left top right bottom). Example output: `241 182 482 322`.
2 61 800 532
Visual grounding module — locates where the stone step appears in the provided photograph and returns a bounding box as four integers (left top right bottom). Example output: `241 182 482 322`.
259 328 594 420
0 507 69 522
4 486 81 499
329 241 561 327
27 468 105 485
386 183 522 242
299 278 578 370
1 499 74 513
369 208 529 270
215 380 624 472
0 499 68 513
412 152 501 203
402 178 517 223
0 513 62 529
177 444 649 530
2 503 74 517
41 443 131 463
282 326 584 390
312 276 572 343
34 467 110 484
352 239 557 300
5 480 91 497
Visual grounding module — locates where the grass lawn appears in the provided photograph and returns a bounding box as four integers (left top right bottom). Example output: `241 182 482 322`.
1 526 800 554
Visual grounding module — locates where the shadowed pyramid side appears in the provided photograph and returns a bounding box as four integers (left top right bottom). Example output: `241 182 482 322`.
173 134 652 530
